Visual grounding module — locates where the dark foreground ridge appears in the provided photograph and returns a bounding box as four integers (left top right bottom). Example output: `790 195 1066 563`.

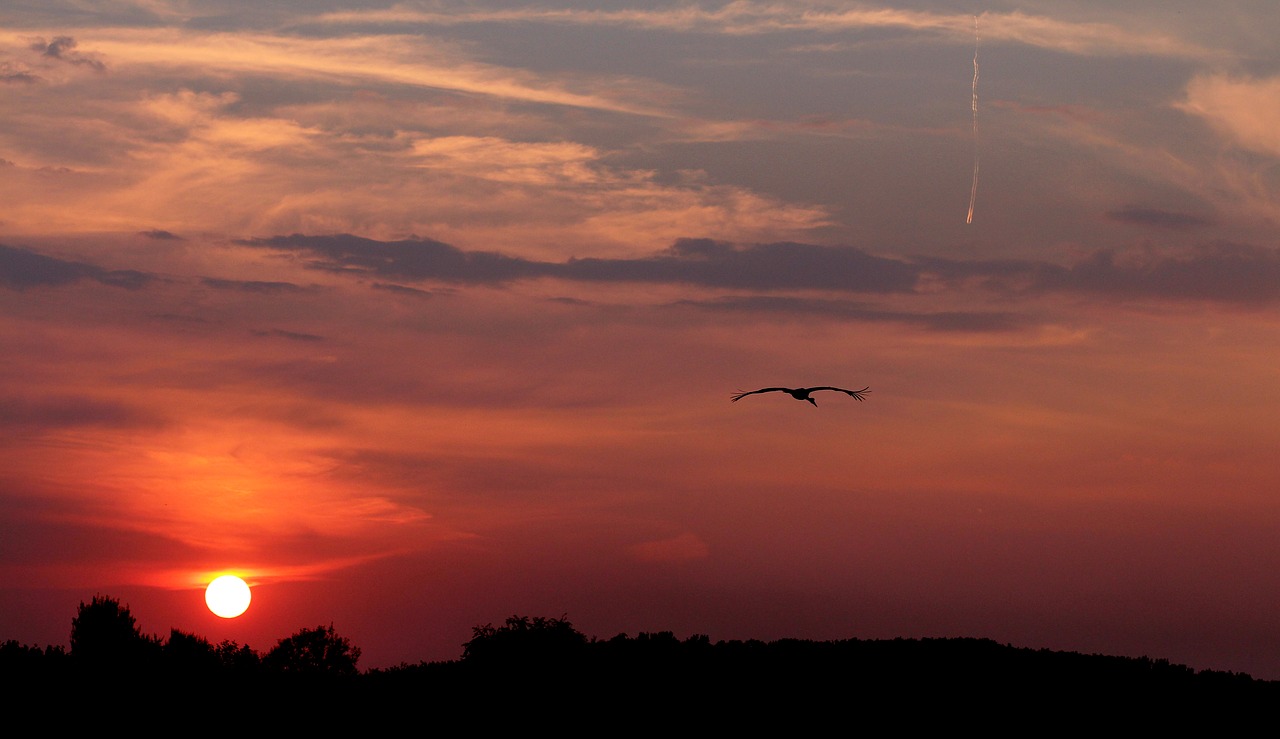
5 600 1276 727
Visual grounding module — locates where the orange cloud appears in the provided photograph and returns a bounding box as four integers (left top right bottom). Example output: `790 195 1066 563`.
23 29 671 116
1180 74 1280 157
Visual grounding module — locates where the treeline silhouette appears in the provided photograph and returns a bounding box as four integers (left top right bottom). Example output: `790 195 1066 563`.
6 594 360 679
5 597 1277 725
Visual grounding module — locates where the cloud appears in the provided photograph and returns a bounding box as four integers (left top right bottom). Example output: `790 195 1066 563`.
0 395 162 431
0 243 153 290
1044 244 1280 303
674 295 1029 332
567 238 919 292
1105 207 1213 230
1180 74 1280 157
0 487 419 590
242 234 919 292
250 328 325 342
200 276 307 293
28 35 106 71
409 136 602 185
0 244 94 289
0 62 40 84
33 36 72 58
925 242 1280 304
241 233 548 283
244 233 1280 306
0 85 826 245
137 228 181 240
371 282 437 297
81 29 670 116
0 496 204 573
316 3 1210 58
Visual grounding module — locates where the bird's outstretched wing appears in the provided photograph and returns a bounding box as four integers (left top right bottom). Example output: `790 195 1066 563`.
809 386 871 401
731 387 788 402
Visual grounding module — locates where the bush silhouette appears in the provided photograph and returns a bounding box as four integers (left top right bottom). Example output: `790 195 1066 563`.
69 595 159 669
265 624 360 677
164 628 221 675
461 615 587 667
215 639 262 674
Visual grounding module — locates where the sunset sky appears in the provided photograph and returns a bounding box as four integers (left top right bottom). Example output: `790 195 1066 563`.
4 0 1280 677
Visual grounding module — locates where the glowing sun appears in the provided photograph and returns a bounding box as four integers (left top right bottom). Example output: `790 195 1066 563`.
205 575 252 618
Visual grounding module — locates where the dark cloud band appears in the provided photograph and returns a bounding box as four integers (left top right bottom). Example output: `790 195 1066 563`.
0 244 152 291
244 233 1280 305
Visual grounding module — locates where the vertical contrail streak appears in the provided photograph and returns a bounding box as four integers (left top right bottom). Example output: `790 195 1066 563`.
966 14 979 225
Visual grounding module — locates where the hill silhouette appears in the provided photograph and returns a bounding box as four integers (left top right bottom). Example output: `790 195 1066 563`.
4 598 1275 727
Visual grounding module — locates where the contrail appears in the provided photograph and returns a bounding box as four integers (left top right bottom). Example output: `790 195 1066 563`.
966 14 979 225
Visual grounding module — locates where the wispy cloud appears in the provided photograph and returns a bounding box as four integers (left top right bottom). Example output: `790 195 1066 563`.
61 29 672 116
316 2 1211 58
0 75 827 245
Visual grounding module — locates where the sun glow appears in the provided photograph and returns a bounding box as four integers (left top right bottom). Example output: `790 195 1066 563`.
205 575 252 618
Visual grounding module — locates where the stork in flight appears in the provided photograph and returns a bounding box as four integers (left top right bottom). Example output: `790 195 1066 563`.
731 386 870 406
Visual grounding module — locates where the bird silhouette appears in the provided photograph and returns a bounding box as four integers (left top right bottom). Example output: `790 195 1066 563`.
731 386 870 406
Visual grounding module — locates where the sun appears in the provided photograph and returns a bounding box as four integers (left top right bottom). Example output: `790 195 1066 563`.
205 575 252 618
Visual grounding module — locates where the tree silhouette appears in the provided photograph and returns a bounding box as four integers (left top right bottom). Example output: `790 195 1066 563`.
265 624 360 677
69 594 159 669
1 639 67 680
164 628 220 675
215 639 262 674
461 615 587 666
3 598 1275 719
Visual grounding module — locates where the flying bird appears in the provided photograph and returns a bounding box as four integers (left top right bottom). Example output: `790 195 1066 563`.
731 386 870 406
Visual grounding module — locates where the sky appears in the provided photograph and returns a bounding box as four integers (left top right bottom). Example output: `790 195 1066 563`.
4 0 1280 678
